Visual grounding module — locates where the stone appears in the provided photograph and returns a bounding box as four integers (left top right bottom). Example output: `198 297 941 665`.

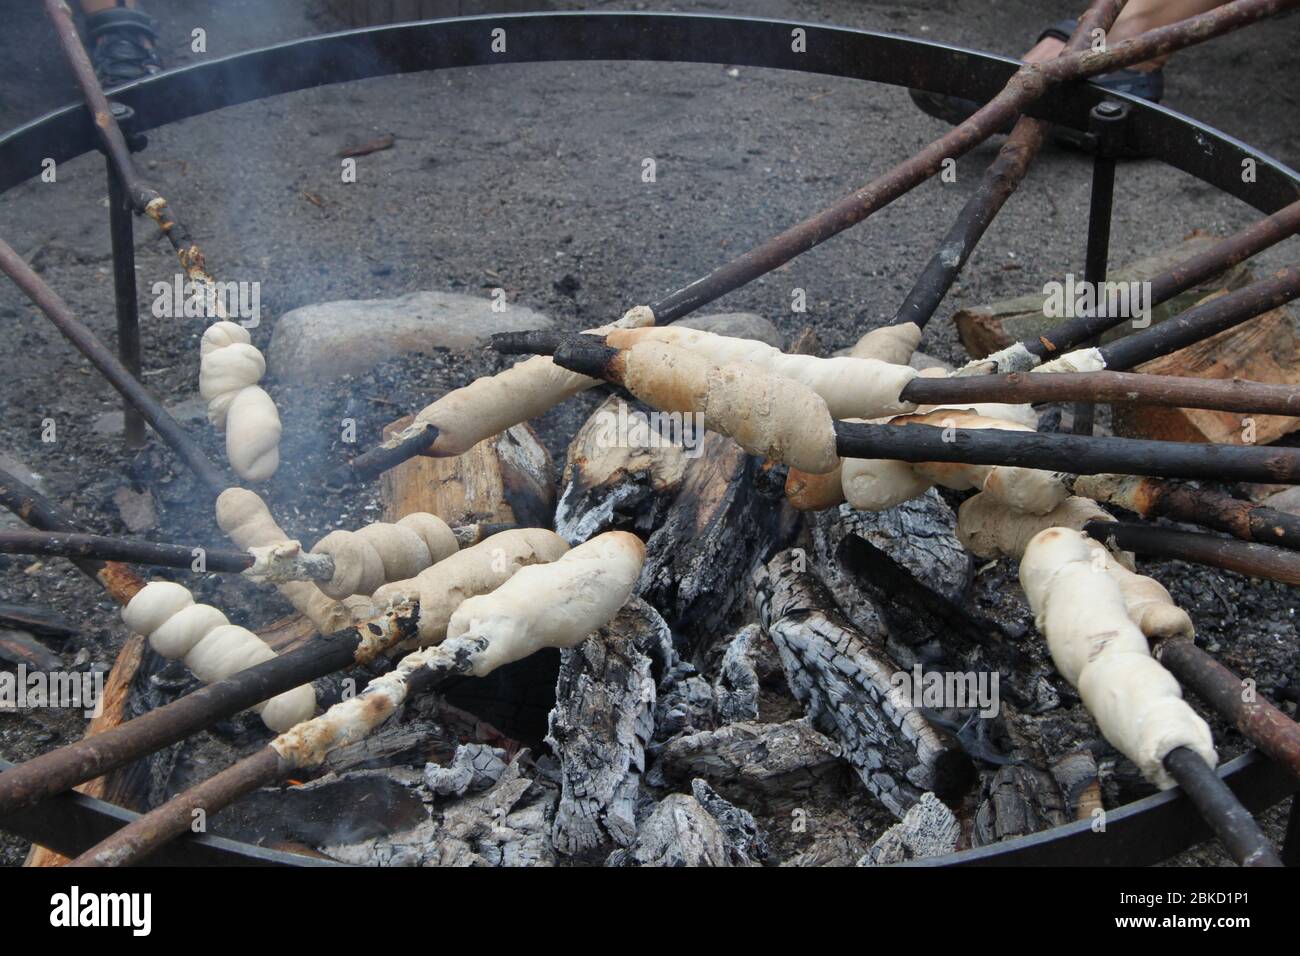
268 290 555 382
670 311 783 348
112 486 158 533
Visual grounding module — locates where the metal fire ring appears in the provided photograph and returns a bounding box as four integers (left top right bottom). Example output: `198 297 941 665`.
0 11 1296 866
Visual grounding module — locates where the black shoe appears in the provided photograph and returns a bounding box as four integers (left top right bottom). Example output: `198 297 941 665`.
85 7 163 88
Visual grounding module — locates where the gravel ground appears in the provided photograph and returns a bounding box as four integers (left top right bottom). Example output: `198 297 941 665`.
0 0 1297 866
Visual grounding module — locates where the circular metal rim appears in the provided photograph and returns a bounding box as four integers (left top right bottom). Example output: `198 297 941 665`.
0 11 1295 866
2 11 1299 206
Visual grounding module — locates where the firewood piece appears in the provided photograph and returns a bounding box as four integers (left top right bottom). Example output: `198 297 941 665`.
1111 306 1300 445
690 778 768 863
1051 751 1103 822
421 755 558 868
554 395 689 542
640 430 790 648
0 602 77 638
973 764 1071 846
859 791 961 865
0 628 62 671
953 236 1250 359
424 743 510 798
604 792 751 867
714 624 766 724
651 718 845 796
381 414 554 528
547 599 670 857
755 551 974 817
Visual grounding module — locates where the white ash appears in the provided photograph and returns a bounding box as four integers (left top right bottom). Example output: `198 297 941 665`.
424 743 510 798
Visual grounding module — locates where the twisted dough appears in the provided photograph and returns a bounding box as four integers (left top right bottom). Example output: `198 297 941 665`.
446 530 646 675
606 326 919 420
371 527 571 646
122 581 314 732
200 321 282 481
414 309 653 457
310 513 458 599
1020 528 1214 788
849 321 922 364
614 340 840 474
216 488 353 634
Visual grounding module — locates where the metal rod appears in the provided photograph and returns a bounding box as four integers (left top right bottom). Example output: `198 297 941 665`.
1030 196 1300 359
1157 637 1300 784
892 2 1123 327
899 369 1300 416
1162 745 1283 866
0 239 228 492
1073 101 1125 435
106 160 145 449
0 600 419 819
1083 519 1300 585
646 0 1293 322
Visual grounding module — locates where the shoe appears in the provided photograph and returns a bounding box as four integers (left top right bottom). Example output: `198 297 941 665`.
84 7 163 88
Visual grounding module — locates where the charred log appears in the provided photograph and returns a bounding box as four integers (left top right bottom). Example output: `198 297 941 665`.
755 551 975 817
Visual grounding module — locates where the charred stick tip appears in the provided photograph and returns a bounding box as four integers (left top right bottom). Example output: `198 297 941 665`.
489 329 564 355
324 422 439 490
553 336 622 381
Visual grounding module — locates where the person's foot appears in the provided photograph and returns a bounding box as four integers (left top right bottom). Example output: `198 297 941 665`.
84 7 163 88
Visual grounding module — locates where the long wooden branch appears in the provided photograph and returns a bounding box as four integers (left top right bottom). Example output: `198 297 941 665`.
1083 519 1300 585
900 369 1300 416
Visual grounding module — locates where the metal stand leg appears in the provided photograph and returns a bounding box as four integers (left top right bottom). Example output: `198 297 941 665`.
1073 100 1127 435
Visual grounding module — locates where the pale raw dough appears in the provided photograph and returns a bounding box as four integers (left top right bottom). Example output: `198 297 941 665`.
1020 528 1215 788
216 488 353 634
122 580 315 732
1035 346 1107 374
957 492 1134 568
617 340 840 474
413 310 653 456
607 325 919 420
310 513 458 599
199 321 281 481
849 322 922 365
371 527 571 646
446 531 646 675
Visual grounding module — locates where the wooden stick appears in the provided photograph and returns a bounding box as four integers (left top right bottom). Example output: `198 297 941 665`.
895 2 1124 328
1083 519 1300 585
900 370 1300 416
1163 746 1282 866
648 0 1295 321
0 600 419 818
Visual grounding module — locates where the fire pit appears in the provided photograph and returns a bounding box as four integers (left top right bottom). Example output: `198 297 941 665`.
1 4 1299 869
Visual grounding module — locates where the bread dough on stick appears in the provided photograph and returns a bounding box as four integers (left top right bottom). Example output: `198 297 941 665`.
614 340 840 474
446 531 645 675
849 322 922 364
122 581 314 732
199 321 281 481
606 325 919 420
1019 528 1215 788
371 528 570 646
215 488 353 634
310 513 458 599
414 310 653 457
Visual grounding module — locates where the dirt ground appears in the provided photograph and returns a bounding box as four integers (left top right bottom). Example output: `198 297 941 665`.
0 0 1297 867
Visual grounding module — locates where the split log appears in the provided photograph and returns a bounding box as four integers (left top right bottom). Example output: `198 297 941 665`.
554 395 689 542
859 791 961 865
1111 306 1300 445
810 493 1050 708
381 414 554 528
954 236 1251 359
546 599 671 858
605 792 755 867
713 623 784 725
650 717 845 798
755 551 974 817
0 629 62 671
972 764 1070 847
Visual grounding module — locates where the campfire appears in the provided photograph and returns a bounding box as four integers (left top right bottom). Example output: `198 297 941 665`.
1 0 1299 870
